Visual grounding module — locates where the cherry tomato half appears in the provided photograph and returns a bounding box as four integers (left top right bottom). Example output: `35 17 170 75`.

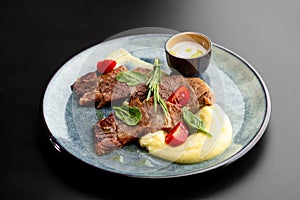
165 121 189 147
97 59 117 74
167 86 190 108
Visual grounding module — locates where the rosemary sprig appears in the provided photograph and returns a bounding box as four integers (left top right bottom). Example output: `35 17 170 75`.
146 58 169 117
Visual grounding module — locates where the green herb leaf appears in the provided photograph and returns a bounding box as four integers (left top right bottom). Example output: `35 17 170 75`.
146 58 169 117
116 71 148 86
182 107 212 137
112 105 142 126
96 109 104 120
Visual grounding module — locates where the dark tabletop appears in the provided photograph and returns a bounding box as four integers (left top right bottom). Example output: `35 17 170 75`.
1 0 299 199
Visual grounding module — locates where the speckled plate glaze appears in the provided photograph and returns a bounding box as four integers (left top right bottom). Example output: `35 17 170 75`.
42 34 271 178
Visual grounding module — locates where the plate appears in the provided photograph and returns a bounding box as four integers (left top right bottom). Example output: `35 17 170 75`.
41 34 271 178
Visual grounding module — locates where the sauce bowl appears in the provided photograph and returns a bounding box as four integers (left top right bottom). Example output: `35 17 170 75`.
165 32 212 77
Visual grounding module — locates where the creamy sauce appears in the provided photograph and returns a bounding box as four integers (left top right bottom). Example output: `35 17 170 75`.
170 41 207 59
139 104 233 164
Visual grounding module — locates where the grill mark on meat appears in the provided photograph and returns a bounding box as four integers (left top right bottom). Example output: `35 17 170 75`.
94 114 121 155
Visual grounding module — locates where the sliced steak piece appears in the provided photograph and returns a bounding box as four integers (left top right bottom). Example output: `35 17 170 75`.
71 72 98 97
96 66 131 108
160 75 185 99
186 77 214 109
159 75 204 113
160 74 214 112
94 114 122 155
71 66 153 108
94 113 143 155
71 72 102 106
71 66 131 107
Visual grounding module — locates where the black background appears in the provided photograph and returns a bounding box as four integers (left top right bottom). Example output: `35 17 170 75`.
1 0 299 199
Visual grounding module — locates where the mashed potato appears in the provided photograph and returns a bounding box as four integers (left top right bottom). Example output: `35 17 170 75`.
139 104 233 164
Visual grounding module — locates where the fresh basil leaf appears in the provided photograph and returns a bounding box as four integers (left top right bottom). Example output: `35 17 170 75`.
116 71 148 86
112 105 142 126
183 107 212 137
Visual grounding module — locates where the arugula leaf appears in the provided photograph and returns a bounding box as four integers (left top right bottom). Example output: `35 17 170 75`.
182 107 212 137
116 71 148 86
112 105 142 126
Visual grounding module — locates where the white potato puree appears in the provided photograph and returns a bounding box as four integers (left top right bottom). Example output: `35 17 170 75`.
139 104 233 164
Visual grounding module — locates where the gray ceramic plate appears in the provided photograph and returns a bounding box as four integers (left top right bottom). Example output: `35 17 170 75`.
42 34 271 178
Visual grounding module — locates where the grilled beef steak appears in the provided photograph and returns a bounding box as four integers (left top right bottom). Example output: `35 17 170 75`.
187 77 214 109
94 98 183 155
71 72 99 106
71 66 214 156
71 66 131 108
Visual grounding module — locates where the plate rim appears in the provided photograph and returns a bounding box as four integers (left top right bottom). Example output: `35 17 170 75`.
40 34 271 179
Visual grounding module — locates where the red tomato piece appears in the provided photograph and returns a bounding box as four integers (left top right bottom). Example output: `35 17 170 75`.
165 122 189 147
167 86 190 108
97 59 117 74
